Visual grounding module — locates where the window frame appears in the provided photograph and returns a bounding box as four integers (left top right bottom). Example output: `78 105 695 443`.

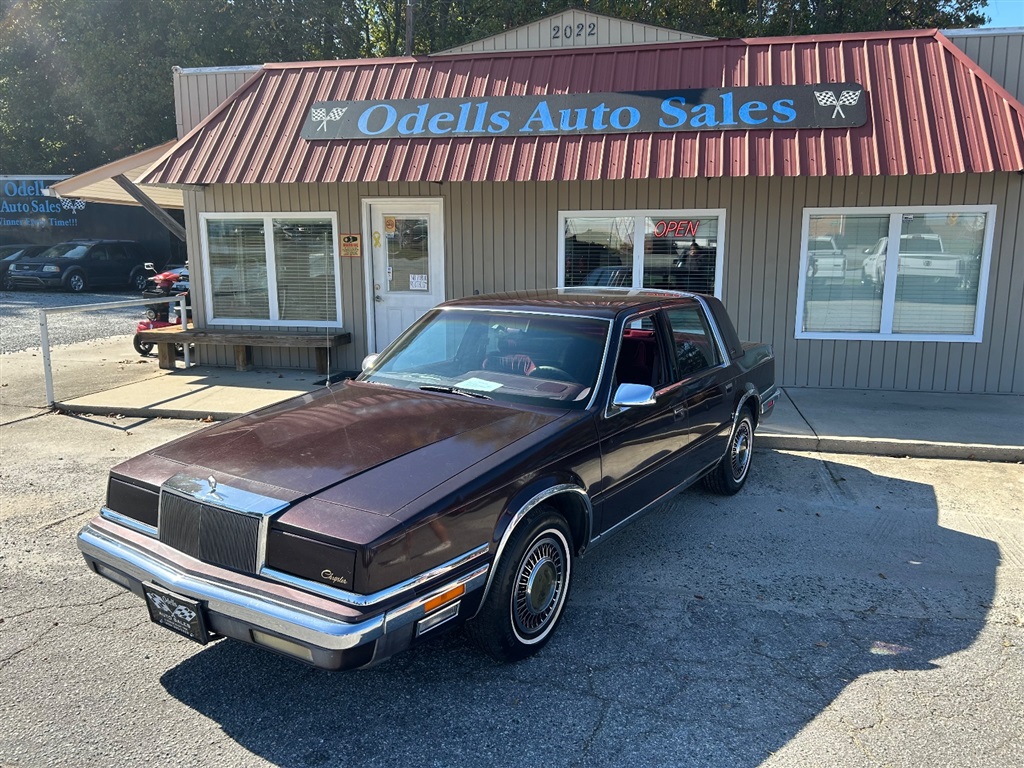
795 205 996 342
200 211 343 328
557 208 726 297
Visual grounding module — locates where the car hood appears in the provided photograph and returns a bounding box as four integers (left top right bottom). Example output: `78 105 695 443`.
147 380 562 514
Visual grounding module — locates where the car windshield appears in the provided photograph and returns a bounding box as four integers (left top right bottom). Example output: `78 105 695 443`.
37 243 88 260
360 309 610 409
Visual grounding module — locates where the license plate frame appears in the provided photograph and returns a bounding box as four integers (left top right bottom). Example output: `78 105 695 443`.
142 582 210 645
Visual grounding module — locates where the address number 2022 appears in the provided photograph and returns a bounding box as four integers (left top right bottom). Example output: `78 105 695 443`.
552 22 597 41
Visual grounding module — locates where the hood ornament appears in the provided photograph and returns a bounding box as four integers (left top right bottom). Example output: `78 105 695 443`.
207 476 218 494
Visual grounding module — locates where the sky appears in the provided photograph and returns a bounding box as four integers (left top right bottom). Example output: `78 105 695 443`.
982 0 1024 27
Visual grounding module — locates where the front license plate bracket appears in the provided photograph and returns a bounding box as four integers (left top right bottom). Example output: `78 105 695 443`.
143 582 210 644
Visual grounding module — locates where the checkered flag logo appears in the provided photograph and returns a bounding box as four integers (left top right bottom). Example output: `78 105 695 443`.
814 89 862 119
59 197 87 212
311 106 348 132
172 605 197 623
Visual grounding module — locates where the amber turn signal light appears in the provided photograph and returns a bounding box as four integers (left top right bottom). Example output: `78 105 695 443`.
424 583 465 613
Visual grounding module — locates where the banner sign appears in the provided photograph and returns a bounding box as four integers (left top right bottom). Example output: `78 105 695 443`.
0 177 84 231
302 84 866 141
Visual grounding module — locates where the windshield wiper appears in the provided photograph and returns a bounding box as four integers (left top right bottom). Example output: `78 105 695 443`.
419 385 491 400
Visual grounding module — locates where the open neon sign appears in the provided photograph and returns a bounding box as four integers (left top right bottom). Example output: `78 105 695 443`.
653 220 700 238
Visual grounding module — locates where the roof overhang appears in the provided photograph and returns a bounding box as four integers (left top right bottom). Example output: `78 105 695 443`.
140 29 1024 185
50 141 184 209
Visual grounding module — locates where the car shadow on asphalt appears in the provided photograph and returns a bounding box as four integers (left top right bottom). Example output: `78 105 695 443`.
159 450 997 767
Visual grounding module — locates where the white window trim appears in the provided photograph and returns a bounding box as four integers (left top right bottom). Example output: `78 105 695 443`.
557 208 726 298
795 205 996 343
200 211 343 328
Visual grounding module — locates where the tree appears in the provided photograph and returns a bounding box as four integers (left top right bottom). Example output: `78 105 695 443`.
0 0 990 174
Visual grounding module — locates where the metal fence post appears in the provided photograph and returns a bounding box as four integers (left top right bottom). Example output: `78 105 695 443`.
39 308 54 407
179 295 191 368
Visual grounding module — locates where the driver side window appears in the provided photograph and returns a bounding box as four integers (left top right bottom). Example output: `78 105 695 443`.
613 314 671 389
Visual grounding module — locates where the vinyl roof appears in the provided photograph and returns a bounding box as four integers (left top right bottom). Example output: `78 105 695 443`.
141 28 1024 185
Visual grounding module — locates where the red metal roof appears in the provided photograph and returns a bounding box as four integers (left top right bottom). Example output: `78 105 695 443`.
142 29 1024 185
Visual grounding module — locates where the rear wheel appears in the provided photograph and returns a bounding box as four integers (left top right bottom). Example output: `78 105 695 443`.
64 271 87 293
133 335 154 356
704 410 755 495
469 506 573 662
130 270 148 291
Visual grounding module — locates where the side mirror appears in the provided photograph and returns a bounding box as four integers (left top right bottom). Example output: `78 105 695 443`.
144 262 155 271
361 353 379 372
612 383 656 408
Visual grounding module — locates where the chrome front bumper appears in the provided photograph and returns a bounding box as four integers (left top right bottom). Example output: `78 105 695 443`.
78 517 488 670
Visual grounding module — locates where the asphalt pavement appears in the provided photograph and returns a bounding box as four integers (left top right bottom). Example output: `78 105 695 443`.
1 307 1022 767
1 411 1020 767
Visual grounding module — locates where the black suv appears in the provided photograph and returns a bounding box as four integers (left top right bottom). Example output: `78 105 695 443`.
8 240 155 292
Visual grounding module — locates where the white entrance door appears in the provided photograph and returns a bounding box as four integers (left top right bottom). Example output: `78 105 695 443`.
365 199 445 351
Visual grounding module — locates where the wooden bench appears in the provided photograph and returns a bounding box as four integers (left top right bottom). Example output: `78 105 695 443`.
135 326 352 375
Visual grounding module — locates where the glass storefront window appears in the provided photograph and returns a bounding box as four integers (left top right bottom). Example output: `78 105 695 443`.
273 219 337 322
561 211 722 294
207 219 270 320
204 214 341 326
797 207 992 341
891 212 985 335
801 213 888 333
641 216 718 293
563 217 634 287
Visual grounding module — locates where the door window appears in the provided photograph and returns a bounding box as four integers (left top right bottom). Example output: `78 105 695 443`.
384 216 430 293
613 314 671 390
663 305 721 379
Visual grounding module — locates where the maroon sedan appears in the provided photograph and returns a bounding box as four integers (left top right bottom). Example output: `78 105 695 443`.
78 289 778 670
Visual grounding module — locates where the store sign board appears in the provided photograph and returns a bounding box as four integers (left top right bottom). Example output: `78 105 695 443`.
302 84 866 141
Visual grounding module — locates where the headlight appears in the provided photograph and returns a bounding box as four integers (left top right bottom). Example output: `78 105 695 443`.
42 265 61 273
145 308 158 320
104 476 159 530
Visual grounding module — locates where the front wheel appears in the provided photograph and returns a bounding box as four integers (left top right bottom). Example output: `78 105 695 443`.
130 270 148 291
64 271 87 293
469 507 573 662
704 410 755 495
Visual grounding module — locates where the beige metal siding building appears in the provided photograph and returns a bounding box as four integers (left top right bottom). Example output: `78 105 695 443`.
130 20 1024 394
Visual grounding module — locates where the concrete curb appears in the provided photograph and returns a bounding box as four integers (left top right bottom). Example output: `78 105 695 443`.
758 433 1023 463
56 402 237 423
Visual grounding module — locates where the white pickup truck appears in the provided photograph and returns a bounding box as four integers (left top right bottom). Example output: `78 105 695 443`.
861 234 971 292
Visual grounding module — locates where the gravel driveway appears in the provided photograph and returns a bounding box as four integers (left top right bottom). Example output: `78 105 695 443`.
0 287 142 354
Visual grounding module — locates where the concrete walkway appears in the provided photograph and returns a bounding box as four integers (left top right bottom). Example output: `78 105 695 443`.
758 388 1022 462
2 335 1021 461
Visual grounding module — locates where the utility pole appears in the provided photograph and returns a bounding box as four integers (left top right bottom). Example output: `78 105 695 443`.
405 0 415 56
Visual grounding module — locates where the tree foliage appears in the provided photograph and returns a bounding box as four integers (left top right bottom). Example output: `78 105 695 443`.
0 0 989 174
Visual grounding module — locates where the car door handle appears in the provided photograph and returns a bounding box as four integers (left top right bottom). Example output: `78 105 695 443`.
725 382 734 393
673 406 686 417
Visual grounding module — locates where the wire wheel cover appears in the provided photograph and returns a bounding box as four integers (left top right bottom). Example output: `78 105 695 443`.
731 420 752 481
512 534 566 637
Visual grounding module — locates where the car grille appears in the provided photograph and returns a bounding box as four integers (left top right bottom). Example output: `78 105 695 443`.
158 490 261 574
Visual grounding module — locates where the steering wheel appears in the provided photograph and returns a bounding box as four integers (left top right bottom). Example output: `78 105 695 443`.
529 366 575 382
